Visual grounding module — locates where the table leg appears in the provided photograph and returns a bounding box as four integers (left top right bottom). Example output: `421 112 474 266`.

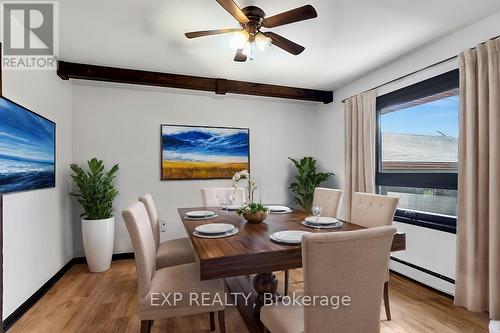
253 272 278 318
225 273 279 333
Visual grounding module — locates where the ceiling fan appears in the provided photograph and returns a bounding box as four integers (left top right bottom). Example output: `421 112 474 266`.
185 0 318 62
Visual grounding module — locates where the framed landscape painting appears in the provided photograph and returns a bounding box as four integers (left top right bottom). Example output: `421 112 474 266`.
161 125 249 180
0 97 56 194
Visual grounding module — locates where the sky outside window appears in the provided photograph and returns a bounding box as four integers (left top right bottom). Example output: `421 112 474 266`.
381 95 459 138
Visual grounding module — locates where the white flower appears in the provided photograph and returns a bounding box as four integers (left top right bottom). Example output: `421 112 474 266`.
232 169 249 183
232 169 255 203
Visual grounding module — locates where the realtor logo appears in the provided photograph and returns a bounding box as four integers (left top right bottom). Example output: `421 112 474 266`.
1 1 58 70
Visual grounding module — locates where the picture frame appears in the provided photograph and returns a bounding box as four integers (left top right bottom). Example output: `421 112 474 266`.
0 96 56 194
161 124 250 180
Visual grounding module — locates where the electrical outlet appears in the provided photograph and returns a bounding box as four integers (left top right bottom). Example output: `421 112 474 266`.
160 219 167 232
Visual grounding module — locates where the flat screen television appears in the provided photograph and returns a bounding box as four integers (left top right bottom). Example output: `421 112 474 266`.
0 96 55 194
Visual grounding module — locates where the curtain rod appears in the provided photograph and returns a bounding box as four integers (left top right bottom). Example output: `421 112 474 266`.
341 34 500 103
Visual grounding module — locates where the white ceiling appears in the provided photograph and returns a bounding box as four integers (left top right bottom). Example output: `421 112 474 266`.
60 0 500 90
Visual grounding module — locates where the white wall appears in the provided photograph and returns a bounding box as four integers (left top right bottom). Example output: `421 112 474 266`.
314 10 500 294
2 69 73 319
71 82 318 255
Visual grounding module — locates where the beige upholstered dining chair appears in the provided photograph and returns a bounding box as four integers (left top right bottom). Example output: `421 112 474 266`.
201 187 246 207
312 187 344 218
350 192 399 320
283 187 344 296
138 194 195 269
122 202 226 333
261 226 396 333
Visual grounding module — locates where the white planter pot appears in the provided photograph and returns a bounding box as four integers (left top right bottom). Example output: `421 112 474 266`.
82 217 114 272
490 320 500 333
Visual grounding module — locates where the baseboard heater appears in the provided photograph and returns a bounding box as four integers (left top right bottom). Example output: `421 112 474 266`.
390 256 455 284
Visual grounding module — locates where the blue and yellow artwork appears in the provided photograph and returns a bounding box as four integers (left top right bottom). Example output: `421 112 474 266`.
161 125 249 180
0 97 55 193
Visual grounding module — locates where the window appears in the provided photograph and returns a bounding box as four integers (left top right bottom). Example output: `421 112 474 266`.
376 70 459 233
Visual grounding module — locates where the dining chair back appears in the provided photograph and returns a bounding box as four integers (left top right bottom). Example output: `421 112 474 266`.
350 192 399 321
302 226 396 333
123 202 226 333
138 194 160 250
282 187 344 297
201 187 245 206
350 192 398 228
312 187 343 217
122 202 156 299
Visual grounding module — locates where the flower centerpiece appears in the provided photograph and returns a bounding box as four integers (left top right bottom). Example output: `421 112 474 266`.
232 169 269 224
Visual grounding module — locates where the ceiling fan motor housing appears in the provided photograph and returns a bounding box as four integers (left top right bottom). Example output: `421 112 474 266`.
241 6 265 36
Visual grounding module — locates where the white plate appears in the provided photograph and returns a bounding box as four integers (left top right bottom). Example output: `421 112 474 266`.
269 209 293 214
227 205 244 211
186 210 215 218
270 209 293 214
193 228 239 239
195 223 235 234
184 214 219 221
301 221 343 229
266 205 291 212
270 230 311 244
304 216 340 225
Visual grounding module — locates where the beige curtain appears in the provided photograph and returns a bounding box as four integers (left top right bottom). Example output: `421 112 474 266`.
455 37 500 320
344 90 376 220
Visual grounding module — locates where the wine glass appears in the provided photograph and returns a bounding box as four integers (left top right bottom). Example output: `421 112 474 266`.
216 193 227 213
226 192 235 211
312 206 322 231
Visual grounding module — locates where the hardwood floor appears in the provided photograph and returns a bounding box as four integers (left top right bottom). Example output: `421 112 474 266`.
9 260 488 333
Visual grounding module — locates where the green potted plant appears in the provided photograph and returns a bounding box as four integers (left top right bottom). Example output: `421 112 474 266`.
232 170 269 224
70 158 119 272
289 157 333 212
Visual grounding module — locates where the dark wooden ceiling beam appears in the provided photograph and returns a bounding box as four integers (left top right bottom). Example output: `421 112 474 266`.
57 61 333 104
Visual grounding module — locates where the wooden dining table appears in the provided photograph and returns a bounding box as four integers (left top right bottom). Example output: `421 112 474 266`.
178 207 406 333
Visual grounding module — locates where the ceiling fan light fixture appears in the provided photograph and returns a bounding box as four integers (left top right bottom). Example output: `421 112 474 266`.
230 30 249 50
255 33 272 51
242 41 255 61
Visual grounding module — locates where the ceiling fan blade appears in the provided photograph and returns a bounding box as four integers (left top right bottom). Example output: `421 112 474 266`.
263 32 305 55
262 5 317 28
234 48 247 62
216 0 249 24
185 28 240 39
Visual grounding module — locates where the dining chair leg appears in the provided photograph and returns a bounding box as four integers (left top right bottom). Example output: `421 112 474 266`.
284 270 289 296
218 310 226 333
209 312 215 331
140 320 152 333
383 281 391 320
